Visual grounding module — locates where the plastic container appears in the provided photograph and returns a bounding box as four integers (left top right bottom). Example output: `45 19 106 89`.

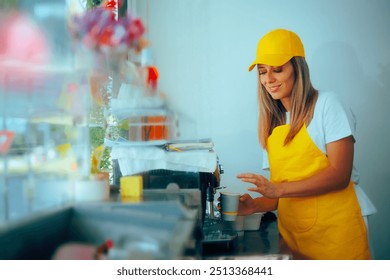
243 212 264 231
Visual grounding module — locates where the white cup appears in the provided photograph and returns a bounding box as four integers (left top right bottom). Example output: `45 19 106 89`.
220 192 240 221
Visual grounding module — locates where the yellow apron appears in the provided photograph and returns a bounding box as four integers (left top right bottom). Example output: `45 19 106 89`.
268 123 370 259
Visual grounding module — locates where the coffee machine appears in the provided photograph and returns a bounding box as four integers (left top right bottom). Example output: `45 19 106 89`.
113 157 238 255
124 159 223 224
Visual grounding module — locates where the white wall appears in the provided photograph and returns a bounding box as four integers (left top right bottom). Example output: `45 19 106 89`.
138 0 390 259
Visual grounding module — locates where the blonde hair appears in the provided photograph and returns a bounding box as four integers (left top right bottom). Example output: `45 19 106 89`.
258 57 318 149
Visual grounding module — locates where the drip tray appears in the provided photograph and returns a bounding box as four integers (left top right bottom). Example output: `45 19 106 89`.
201 219 238 255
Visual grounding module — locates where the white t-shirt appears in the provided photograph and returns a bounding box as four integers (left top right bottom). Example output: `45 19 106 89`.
261 91 376 216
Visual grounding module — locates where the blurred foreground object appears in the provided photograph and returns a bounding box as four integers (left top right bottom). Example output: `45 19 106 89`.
68 5 147 181
0 0 19 11
0 9 94 222
0 10 51 65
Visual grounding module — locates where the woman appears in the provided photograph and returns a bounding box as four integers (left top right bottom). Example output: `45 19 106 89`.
237 29 371 260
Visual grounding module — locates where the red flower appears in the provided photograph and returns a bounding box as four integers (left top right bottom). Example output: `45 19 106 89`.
105 0 119 10
98 26 114 46
127 18 144 42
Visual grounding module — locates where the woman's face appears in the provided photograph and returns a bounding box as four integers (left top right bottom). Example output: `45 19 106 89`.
258 61 295 110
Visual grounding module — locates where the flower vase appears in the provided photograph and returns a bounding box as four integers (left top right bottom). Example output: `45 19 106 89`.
102 50 126 142
89 50 126 141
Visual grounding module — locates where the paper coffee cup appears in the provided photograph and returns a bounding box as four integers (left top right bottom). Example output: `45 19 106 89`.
220 191 240 221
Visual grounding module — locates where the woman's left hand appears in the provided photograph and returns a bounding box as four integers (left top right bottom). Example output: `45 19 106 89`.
237 173 281 198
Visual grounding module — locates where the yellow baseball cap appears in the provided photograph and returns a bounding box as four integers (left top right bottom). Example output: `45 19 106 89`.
248 29 305 71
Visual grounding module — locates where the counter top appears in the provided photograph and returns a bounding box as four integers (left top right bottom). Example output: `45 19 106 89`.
201 212 291 260
111 189 290 260
1 184 290 260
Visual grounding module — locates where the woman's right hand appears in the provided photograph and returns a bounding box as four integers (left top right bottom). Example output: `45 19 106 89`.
238 193 257 216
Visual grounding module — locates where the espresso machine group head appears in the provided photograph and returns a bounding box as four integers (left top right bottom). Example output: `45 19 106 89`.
199 160 224 222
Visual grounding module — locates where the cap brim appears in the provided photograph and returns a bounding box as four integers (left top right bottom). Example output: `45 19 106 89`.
247 54 294 71
248 62 257 72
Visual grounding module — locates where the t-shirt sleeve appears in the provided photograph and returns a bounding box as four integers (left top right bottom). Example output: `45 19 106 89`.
261 148 270 170
322 92 355 144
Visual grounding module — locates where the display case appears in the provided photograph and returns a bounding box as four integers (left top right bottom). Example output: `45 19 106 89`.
0 62 95 222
